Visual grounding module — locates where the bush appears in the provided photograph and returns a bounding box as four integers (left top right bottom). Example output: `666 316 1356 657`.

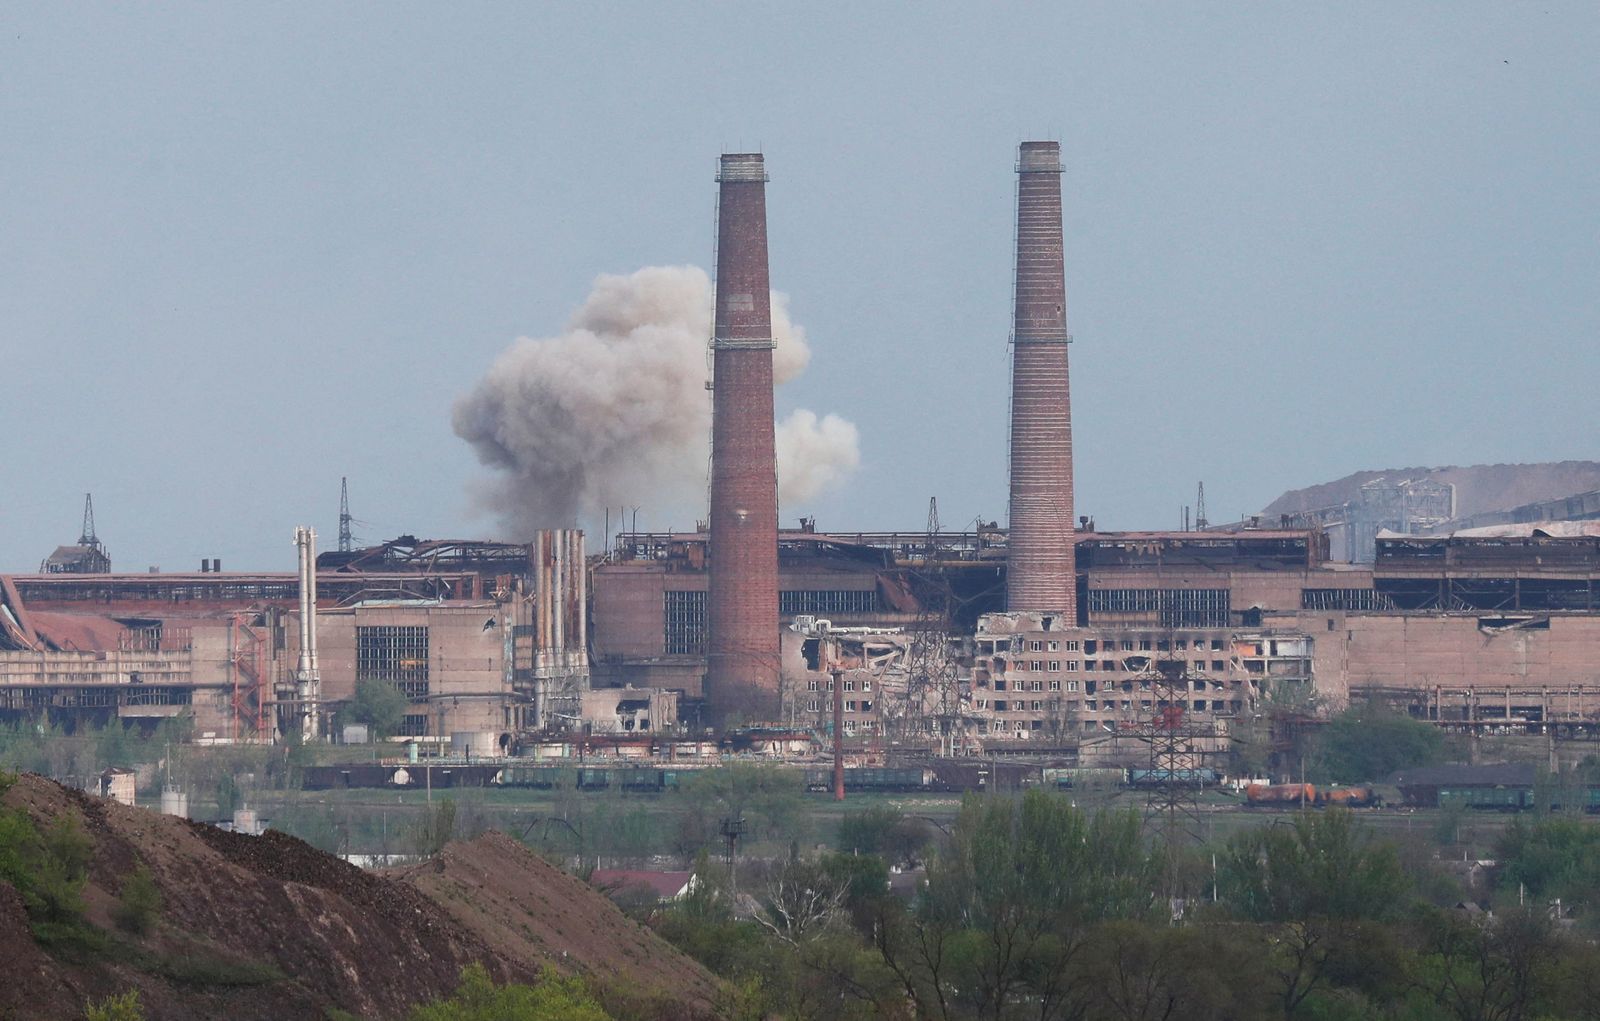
0 797 93 927
113 866 163 935
84 990 145 1021
407 963 612 1021
30 817 93 923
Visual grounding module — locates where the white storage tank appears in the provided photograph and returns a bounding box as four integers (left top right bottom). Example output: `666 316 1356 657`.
159 786 189 819
450 731 502 759
232 808 262 836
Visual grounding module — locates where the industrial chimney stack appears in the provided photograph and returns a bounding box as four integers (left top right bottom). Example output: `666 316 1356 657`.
706 153 781 724
1006 141 1077 618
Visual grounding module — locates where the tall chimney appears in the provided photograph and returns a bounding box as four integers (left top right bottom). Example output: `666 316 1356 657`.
706 153 781 725
1006 141 1076 618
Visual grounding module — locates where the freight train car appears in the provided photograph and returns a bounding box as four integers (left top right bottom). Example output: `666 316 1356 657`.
1042 767 1128 790
1438 786 1535 812
1129 768 1221 788
496 764 689 792
1245 783 1316 807
804 767 939 793
1317 785 1379 808
301 763 501 790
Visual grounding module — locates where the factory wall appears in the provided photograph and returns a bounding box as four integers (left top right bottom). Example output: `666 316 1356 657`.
1278 611 1600 698
308 602 510 738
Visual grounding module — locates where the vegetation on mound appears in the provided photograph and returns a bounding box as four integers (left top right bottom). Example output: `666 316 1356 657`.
408 963 610 1021
0 769 97 940
84 990 145 1021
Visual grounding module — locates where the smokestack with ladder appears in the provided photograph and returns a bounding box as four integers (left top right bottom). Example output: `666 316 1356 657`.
706 153 781 726
1005 141 1077 618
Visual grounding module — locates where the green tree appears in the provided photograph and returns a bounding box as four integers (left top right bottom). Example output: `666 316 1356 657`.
95 722 137 771
836 806 927 865
407 963 612 1021
416 798 458 856
1075 920 1275 1021
28 816 94 924
1217 811 1410 1016
112 865 163 935
1312 704 1444 783
347 678 409 740
1494 816 1600 921
877 790 1158 1020
1411 907 1559 1021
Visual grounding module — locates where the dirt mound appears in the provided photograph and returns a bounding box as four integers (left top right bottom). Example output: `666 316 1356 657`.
389 832 721 1017
2 774 718 1020
1262 460 1600 519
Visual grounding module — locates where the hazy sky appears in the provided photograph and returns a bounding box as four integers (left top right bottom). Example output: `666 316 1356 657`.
3 4 1596 572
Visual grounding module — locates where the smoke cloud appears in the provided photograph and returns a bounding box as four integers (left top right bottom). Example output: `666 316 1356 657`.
453 265 860 535
776 410 861 503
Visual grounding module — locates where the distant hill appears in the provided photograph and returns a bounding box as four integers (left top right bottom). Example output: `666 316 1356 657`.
1262 461 1600 520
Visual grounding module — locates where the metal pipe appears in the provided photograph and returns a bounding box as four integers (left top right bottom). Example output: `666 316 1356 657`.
832 668 845 802
553 530 566 666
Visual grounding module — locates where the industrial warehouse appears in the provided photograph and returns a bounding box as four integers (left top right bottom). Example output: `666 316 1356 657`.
3 143 1600 775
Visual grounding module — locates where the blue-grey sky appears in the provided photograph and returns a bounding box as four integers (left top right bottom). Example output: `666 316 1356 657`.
3 4 1596 572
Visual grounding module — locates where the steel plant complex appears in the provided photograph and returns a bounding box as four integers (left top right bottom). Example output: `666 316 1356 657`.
6 145 1600 781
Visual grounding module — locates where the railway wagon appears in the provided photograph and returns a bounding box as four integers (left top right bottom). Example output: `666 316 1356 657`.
1438 786 1533 812
302 763 500 790
1129 768 1220 788
1042 767 1128 790
496 764 578 789
1317 785 1380 808
1245 783 1316 807
805 767 938 793
587 766 683 792
929 760 1040 792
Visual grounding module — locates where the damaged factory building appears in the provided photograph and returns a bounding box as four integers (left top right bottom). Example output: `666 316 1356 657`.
8 140 1600 758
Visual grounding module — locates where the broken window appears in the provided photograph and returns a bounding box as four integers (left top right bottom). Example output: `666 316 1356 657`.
357 626 430 698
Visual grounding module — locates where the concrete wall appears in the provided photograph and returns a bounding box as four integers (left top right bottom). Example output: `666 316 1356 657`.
308 602 509 737
1290 612 1600 693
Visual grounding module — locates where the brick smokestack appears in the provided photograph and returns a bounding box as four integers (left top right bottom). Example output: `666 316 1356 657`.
1006 141 1077 617
706 153 780 725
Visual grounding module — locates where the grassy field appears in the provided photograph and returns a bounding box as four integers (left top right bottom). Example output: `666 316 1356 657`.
227 780 1580 867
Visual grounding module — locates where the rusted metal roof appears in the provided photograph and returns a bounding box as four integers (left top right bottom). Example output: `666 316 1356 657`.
25 610 130 652
589 869 693 900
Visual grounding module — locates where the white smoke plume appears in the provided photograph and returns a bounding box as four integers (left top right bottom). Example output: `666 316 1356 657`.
776 410 861 503
453 265 860 535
